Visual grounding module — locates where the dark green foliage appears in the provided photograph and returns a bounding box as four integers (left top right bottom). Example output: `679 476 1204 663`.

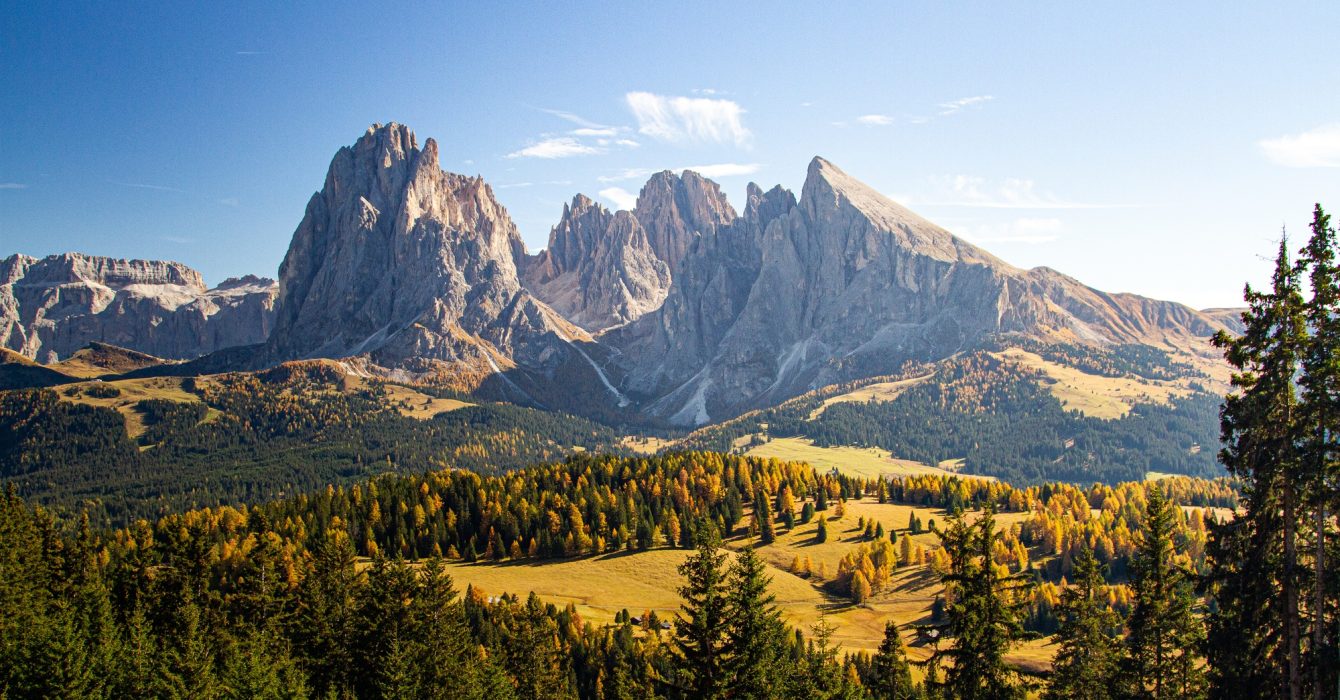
723 547 787 699
867 622 917 699
1125 485 1206 699
672 526 730 699
929 508 1031 700
0 369 625 524
684 350 1222 485
1207 209 1340 700
1045 547 1121 700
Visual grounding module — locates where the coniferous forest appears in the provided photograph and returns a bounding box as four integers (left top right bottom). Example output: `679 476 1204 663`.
0 205 1335 699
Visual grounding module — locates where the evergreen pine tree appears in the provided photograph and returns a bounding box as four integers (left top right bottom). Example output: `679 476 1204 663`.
1045 547 1120 700
869 622 916 699
931 508 1030 700
1207 237 1310 700
1126 485 1206 699
672 524 730 699
1296 204 1340 699
724 547 785 699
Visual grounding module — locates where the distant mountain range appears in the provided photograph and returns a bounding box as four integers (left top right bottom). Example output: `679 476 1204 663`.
2 123 1241 427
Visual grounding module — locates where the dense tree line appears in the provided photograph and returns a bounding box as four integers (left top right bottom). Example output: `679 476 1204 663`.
0 363 625 525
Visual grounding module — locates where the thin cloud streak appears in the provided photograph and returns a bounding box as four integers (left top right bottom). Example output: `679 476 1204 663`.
856 114 894 126
0 183 28 190
1259 124 1340 167
110 180 188 193
505 137 602 159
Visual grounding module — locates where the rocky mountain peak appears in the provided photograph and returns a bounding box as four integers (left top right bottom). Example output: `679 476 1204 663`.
521 192 670 332
633 170 736 273
265 123 624 416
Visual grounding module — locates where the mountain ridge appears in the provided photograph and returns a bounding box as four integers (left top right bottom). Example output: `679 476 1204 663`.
1 125 1240 428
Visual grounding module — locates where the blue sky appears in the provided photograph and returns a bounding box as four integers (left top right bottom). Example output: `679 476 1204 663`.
2 2 1338 309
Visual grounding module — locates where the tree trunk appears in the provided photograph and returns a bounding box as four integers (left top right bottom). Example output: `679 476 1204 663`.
1285 479 1302 700
1313 499 1325 700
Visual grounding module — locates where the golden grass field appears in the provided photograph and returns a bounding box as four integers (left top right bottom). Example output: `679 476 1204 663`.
58 376 201 438
994 347 1200 419
745 437 990 482
808 373 935 419
440 494 1053 676
376 382 473 419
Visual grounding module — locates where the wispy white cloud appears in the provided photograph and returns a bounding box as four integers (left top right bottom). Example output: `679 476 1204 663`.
938 95 994 116
572 127 618 137
692 88 725 96
955 217 1063 244
682 162 761 178
800 101 814 108
505 137 602 159
495 182 534 189
907 175 1126 210
856 114 894 126
0 183 27 190
1259 124 1340 167
598 187 639 211
597 168 655 183
217 197 240 207
159 235 194 244
597 162 760 183
110 180 187 193
625 92 752 147
538 108 609 130
234 50 267 56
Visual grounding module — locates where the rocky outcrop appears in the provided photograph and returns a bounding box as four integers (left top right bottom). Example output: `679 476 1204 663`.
633 170 736 274
0 252 276 362
518 171 738 333
611 157 1233 425
521 195 671 331
266 123 627 416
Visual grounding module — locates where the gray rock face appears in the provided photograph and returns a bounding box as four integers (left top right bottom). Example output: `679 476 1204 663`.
633 170 736 274
266 123 623 415
518 171 738 333
520 195 671 332
0 252 276 362
611 157 1230 425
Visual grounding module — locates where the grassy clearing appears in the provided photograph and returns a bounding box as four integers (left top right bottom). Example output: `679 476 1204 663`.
378 382 472 419
745 437 989 482
58 376 200 437
620 435 678 455
808 373 935 419
440 495 1043 673
995 348 1197 419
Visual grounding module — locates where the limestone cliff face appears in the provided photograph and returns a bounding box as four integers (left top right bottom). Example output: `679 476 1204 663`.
520 196 671 332
266 123 624 415
633 170 736 274
0 253 276 362
518 171 737 333
612 157 1231 425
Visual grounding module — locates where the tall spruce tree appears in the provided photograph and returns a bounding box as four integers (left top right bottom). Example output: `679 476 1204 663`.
1208 237 1310 700
869 622 917 700
1297 205 1340 700
1125 484 1206 699
672 524 730 699
724 546 786 699
931 508 1031 700
1045 547 1120 700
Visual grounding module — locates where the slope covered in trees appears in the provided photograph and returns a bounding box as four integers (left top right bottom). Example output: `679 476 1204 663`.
0 363 623 525
682 347 1222 485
